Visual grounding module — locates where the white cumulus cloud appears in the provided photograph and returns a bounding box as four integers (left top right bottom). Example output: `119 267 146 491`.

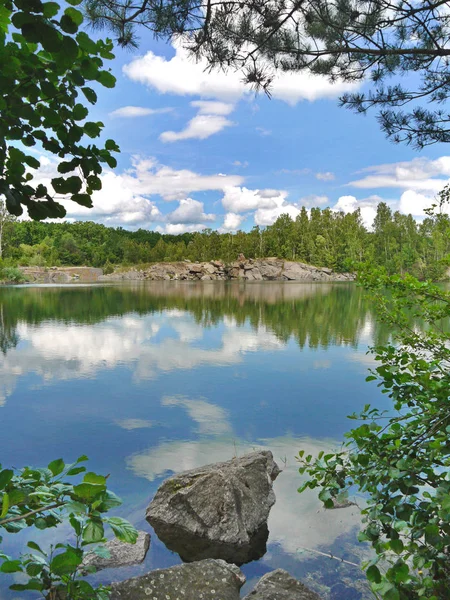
109 106 173 118
160 114 233 142
399 190 434 217
191 100 234 115
123 43 359 105
222 212 244 230
222 186 287 213
166 198 215 224
254 197 300 226
126 156 243 201
349 156 450 193
332 195 381 229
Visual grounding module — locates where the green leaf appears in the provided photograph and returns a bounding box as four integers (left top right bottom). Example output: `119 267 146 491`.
105 139 119 151
83 122 102 138
48 458 65 476
83 518 104 543
52 176 82 195
66 501 87 515
26 562 44 576
96 70 116 89
64 7 83 26
93 545 111 559
77 31 97 54
73 482 105 500
87 175 102 191
60 14 78 34
59 35 78 61
0 560 23 573
366 564 381 583
70 514 82 536
42 2 60 18
390 538 404 554
73 104 89 121
1 493 9 518
27 541 45 555
95 490 122 513
50 550 82 576
106 517 138 544
81 87 97 104
0 469 13 490
66 466 86 476
83 472 107 485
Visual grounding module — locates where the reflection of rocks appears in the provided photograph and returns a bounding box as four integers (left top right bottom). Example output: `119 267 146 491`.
146 451 281 565
243 569 322 599
82 531 150 573
100 259 355 283
110 559 245 600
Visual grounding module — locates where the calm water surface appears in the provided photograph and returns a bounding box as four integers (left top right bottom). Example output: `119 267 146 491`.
0 282 393 599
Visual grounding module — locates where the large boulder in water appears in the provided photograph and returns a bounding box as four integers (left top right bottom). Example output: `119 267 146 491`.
146 450 281 565
243 569 322 599
110 559 245 600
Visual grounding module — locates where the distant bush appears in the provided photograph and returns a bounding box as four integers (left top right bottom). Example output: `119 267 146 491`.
103 261 114 275
0 267 28 283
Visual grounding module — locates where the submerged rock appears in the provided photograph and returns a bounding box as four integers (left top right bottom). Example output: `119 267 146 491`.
82 531 150 573
243 569 322 599
110 559 245 600
146 450 281 565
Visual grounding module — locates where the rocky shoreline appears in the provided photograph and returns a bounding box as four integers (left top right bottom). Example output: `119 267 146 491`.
100 258 355 283
95 451 327 599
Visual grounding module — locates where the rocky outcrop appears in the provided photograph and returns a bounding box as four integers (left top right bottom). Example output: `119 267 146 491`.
99 259 355 283
110 559 245 600
19 266 103 283
82 531 150 573
146 451 281 565
243 569 321 600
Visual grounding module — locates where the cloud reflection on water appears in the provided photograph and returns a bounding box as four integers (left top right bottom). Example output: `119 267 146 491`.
0 313 283 405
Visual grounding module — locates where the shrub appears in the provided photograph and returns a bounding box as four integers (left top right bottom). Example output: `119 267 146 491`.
0 267 27 283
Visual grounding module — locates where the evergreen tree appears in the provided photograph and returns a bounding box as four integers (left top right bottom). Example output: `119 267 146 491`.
84 0 450 147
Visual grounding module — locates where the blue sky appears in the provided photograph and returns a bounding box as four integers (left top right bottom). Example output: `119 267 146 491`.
34 30 450 232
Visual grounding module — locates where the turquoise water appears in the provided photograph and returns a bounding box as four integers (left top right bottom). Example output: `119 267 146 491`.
0 282 391 599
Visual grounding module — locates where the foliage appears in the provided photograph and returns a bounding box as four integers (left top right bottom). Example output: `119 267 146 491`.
85 0 450 148
2 202 450 279
0 456 138 600
0 200 16 258
0 0 119 219
0 265 27 283
297 269 450 599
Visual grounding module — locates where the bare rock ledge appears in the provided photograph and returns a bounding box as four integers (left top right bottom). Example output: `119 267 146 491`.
99 259 355 283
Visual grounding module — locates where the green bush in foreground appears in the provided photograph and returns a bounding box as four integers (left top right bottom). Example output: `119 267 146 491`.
298 269 450 599
0 456 138 600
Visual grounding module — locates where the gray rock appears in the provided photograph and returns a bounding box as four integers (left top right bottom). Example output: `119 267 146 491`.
282 262 311 281
146 451 281 565
82 531 150 573
203 263 218 274
111 559 245 600
189 264 203 273
243 569 322 599
258 260 283 280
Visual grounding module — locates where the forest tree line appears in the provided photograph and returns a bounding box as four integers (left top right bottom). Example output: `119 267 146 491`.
1 201 449 279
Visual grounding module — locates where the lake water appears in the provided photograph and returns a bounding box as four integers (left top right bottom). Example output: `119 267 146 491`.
0 281 392 599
